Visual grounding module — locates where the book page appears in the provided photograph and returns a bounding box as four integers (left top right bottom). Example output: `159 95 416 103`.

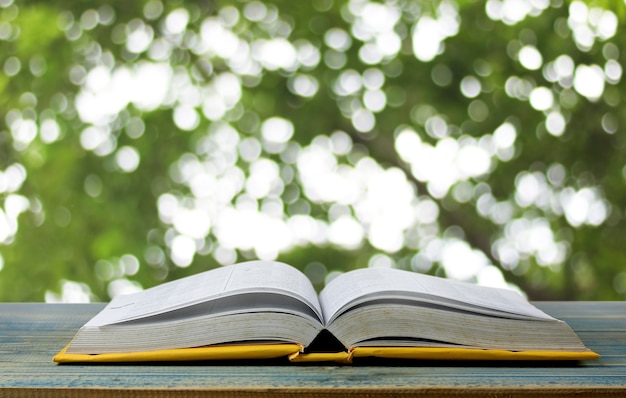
319 268 553 324
86 261 322 326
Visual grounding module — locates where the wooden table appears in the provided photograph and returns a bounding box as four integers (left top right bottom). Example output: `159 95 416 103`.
1 302 625 397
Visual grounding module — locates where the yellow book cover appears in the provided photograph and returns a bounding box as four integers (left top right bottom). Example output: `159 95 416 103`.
54 261 599 364
54 343 304 363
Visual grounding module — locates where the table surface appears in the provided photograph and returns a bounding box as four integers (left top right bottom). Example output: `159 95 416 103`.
1 302 625 397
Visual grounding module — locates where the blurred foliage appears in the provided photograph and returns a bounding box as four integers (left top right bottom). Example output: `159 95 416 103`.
0 0 625 302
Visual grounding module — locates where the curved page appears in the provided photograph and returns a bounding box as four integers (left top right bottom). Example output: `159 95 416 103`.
319 268 553 324
86 261 322 326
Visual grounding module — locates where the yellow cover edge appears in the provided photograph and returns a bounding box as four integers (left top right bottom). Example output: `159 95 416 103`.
53 344 303 363
54 345 600 363
350 346 601 361
288 351 353 364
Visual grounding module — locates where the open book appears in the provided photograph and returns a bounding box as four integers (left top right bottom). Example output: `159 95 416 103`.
54 261 598 363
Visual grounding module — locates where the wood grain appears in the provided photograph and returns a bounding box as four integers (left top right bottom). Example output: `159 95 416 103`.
1 302 625 397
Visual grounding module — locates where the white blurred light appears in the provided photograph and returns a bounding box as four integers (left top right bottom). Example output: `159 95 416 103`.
214 72 242 107
10 119 37 149
368 219 404 253
262 117 294 144
363 68 385 89
573 64 604 100
85 65 111 92
568 2 618 51
375 31 401 57
126 20 154 54
165 8 189 35
493 122 517 149
560 187 608 227
441 239 487 281
289 74 319 98
4 56 20 76
515 172 543 207
245 158 281 199
202 95 226 121
170 234 197 267
108 278 143 298
173 106 200 131
460 76 481 98
158 193 179 224
457 145 490 177
3 164 26 193
595 10 618 40
120 254 140 276
359 49 382 70
45 280 94 303
477 265 508 289
555 55 575 79
173 209 211 239
605 60 622 84
200 19 241 59
115 146 140 172
296 41 321 68
518 45 543 70
529 87 554 111
412 17 443 62
243 1 266 21
394 128 422 163
330 131 352 155
336 69 362 95
359 2 400 33
40 119 61 143
363 89 386 112
325 28 352 51
328 215 364 249
415 199 439 224
253 38 298 71
485 0 549 25
546 112 566 136
76 62 172 125
352 108 375 132
80 126 109 151
215 207 293 260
